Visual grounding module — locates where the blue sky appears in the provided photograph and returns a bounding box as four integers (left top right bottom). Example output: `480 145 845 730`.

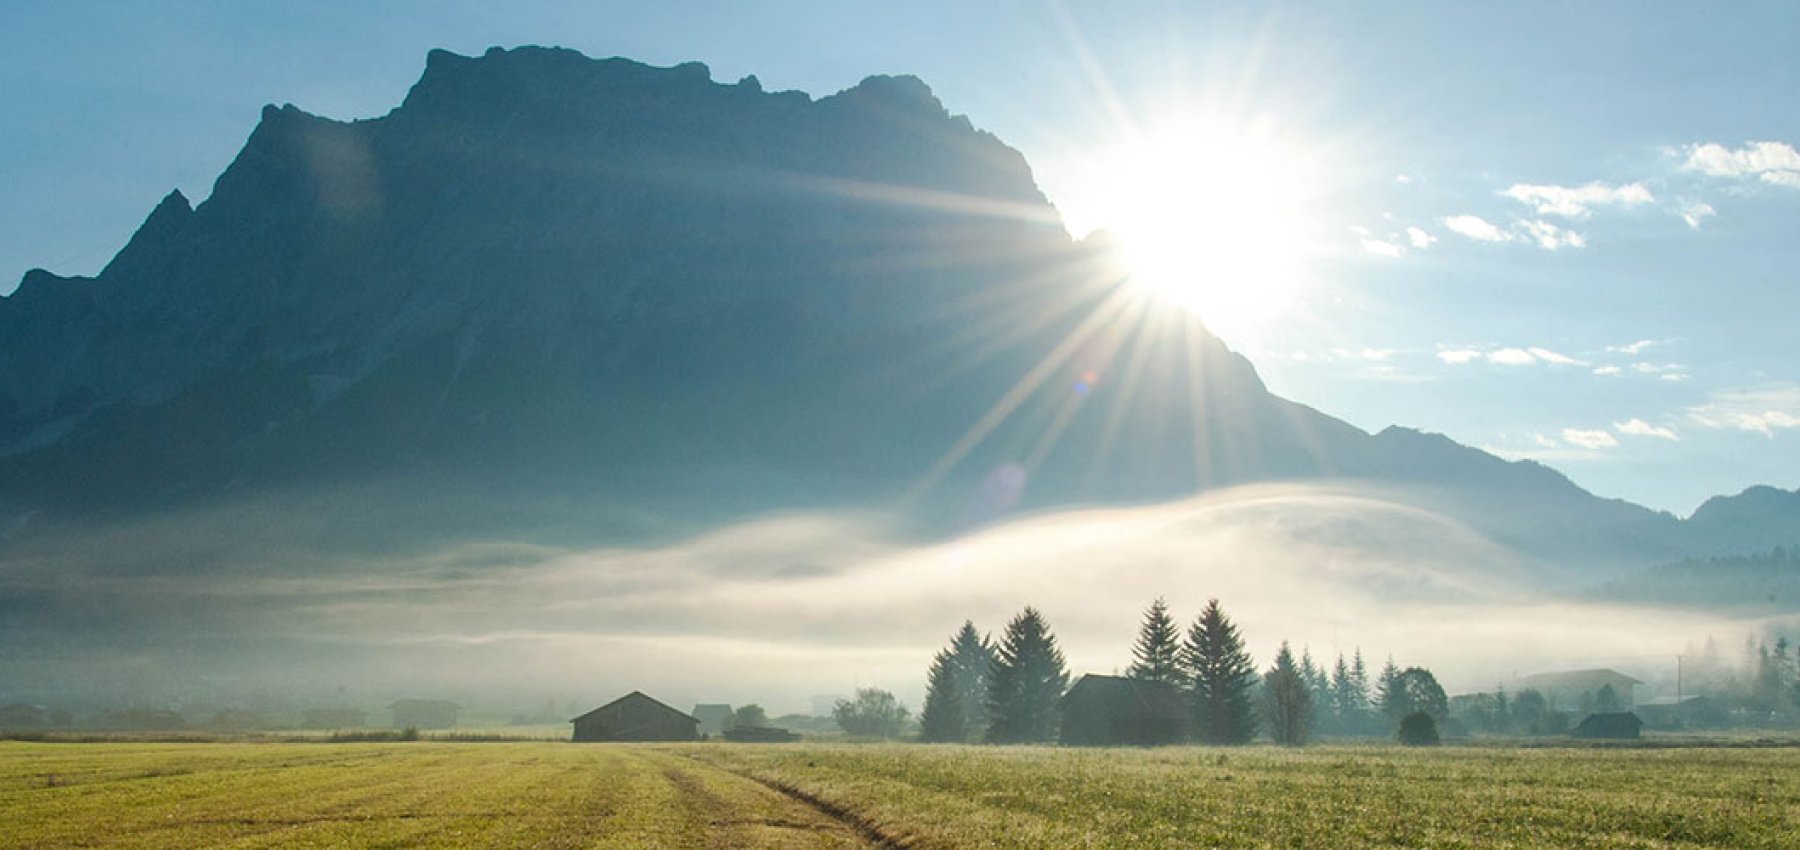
2 1 1796 515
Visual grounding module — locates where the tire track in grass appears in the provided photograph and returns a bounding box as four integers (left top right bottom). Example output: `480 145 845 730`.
673 753 912 850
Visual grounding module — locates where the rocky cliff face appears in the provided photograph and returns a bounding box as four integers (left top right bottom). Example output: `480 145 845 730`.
0 46 1779 571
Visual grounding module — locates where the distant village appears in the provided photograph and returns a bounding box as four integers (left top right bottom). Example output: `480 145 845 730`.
4 599 1797 745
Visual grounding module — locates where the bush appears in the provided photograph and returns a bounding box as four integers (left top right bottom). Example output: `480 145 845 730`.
1397 711 1440 746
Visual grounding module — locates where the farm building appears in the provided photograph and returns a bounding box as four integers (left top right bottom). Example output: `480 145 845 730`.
1634 696 1723 729
721 725 799 742
691 704 734 736
1058 674 1190 746
571 691 699 742
1515 669 1642 712
389 699 460 729
1572 711 1642 739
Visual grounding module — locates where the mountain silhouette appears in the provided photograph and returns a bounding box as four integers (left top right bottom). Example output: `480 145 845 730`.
1 46 1792 571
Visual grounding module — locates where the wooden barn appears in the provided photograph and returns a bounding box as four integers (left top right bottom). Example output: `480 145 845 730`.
571 691 700 742
389 699 460 730
1058 674 1190 747
1572 711 1643 740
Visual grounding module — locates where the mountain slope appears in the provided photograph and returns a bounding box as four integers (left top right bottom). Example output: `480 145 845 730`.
0 46 1763 572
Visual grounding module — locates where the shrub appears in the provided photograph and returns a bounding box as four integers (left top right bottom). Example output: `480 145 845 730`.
1397 711 1440 746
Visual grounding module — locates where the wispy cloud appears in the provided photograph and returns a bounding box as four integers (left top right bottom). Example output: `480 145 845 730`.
1678 201 1716 228
1438 346 1588 367
1518 219 1587 250
1682 141 1800 188
1405 226 1436 249
1443 214 1510 242
1687 383 1800 436
1503 182 1654 218
1608 339 1658 355
1593 365 1622 376
1561 428 1620 450
1615 418 1679 441
1526 347 1586 366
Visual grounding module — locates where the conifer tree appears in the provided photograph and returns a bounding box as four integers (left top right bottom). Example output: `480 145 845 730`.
985 607 1069 743
1350 649 1370 705
918 647 964 743
1262 641 1313 746
1125 597 1184 685
1374 655 1403 719
949 621 995 740
1181 598 1258 745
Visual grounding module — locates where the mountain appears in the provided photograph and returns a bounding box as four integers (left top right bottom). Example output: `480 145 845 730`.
0 46 1782 573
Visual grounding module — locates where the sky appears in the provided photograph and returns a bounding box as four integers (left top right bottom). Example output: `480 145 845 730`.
2 1 1797 515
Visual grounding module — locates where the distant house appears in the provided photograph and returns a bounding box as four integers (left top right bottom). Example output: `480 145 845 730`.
571 691 699 742
1572 711 1643 740
1058 674 1190 747
721 725 799 742
389 699 461 730
1635 696 1723 729
0 703 46 728
1515 669 1643 711
692 704 734 737
303 708 368 729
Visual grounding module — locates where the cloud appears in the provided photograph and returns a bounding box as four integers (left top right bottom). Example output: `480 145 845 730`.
1608 340 1658 355
1525 347 1586 366
1687 383 1800 435
1437 349 1482 365
1 483 1737 704
1679 201 1716 228
1614 419 1679 441
1518 219 1587 250
1560 428 1620 450
1682 141 1800 188
1487 348 1537 366
1405 226 1436 249
1443 214 1511 242
1360 238 1406 257
1593 365 1622 376
1503 182 1655 218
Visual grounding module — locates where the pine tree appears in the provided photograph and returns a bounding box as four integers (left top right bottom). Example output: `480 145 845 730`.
1300 647 1330 706
986 607 1069 743
918 647 964 742
1181 598 1258 745
1350 649 1370 706
1328 653 1353 730
1374 656 1402 719
949 621 995 741
1262 641 1313 746
1125 598 1184 685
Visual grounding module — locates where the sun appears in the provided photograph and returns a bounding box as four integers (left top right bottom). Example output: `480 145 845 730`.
1085 120 1321 339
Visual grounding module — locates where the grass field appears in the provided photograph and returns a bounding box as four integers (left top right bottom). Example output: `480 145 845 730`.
4 741 1799 848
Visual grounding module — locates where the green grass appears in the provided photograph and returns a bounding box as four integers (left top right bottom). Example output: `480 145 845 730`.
686 743 1800 849
4 741 1799 848
0 742 864 849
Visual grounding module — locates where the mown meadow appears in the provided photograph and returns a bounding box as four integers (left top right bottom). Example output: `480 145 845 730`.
4 740 1799 848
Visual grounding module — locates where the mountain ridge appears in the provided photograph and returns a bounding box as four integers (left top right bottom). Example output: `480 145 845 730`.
1 46 1793 573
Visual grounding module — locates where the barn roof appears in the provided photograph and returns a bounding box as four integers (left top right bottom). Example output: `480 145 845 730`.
1517 668 1644 690
1059 674 1188 720
571 690 699 724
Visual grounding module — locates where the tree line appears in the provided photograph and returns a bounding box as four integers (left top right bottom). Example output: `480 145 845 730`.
920 598 1448 745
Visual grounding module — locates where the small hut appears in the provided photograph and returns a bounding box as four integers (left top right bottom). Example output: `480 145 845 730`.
1058 674 1190 746
571 691 699 742
1572 711 1643 740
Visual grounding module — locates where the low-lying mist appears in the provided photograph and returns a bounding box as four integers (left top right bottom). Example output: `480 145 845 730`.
0 482 1761 717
